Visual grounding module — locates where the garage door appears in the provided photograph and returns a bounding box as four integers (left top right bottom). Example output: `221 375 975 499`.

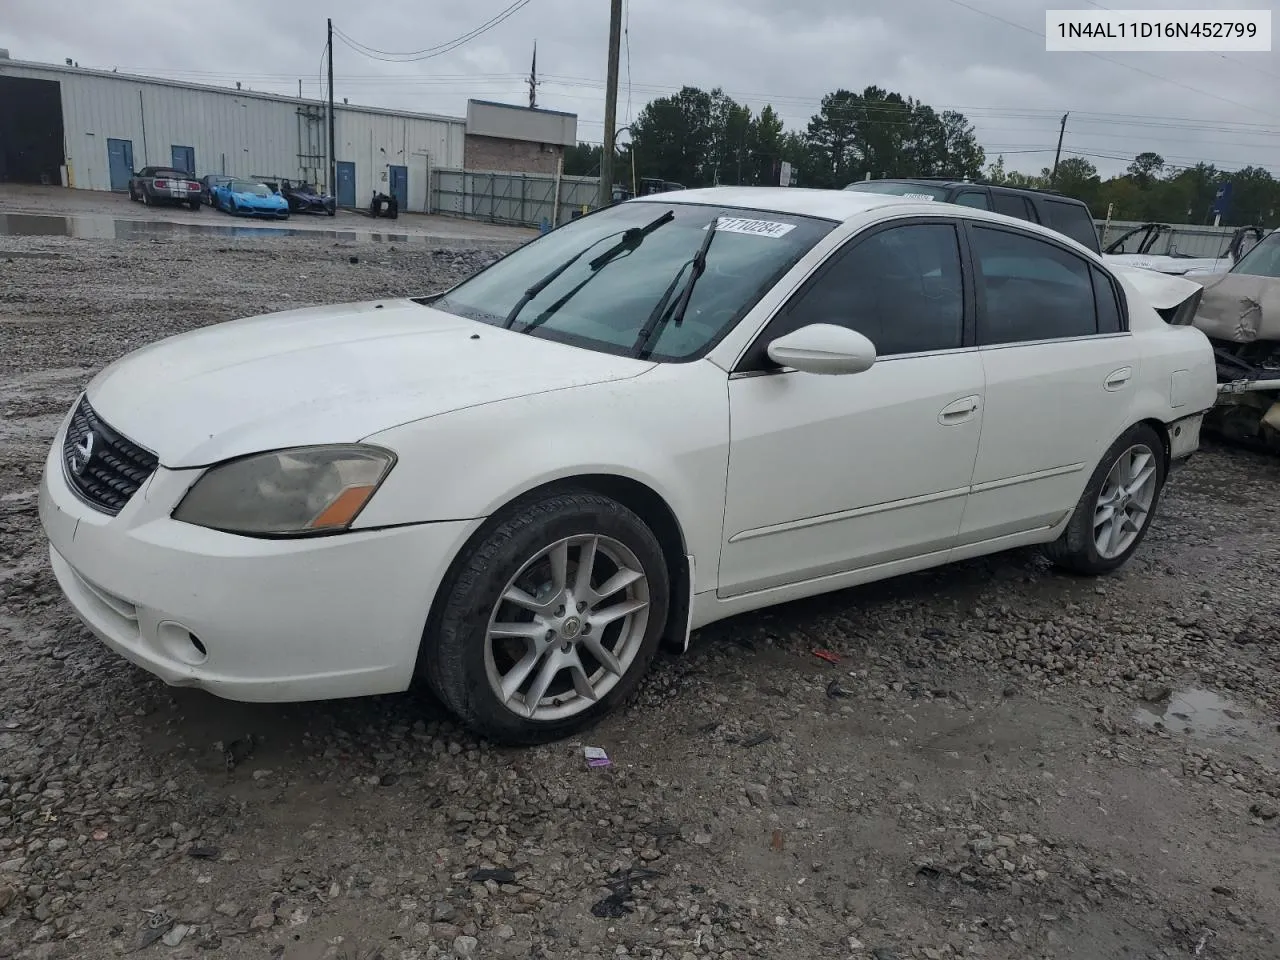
0 76 66 185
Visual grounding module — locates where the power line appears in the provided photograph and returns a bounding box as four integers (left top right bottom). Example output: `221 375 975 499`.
332 0 533 62
1079 0 1280 84
940 0 1278 120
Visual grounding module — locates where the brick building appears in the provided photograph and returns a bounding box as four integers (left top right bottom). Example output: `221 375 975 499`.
463 100 577 175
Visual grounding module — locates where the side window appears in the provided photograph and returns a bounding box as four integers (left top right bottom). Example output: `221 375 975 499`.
1092 266 1124 333
953 190 990 210
1042 199 1101 253
971 226 1098 345
768 223 965 359
991 192 1033 222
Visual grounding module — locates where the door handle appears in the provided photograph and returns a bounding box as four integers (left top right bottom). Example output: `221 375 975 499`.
938 395 980 425
1104 367 1132 391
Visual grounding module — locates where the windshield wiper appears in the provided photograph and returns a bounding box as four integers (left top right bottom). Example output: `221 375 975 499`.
502 209 674 330
632 216 719 358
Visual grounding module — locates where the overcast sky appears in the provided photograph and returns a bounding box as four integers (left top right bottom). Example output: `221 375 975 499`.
3 0 1278 179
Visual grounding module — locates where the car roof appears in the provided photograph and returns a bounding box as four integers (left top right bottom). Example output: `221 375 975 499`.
631 185 1104 260
631 186 918 222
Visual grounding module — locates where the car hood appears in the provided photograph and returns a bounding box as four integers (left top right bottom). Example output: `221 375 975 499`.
84 298 656 467
235 193 283 203
1103 253 1230 276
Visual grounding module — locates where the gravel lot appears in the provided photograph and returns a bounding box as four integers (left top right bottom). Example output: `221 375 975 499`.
2 201 1280 960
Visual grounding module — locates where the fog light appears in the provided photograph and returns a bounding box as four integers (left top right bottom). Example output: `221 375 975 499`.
157 620 208 666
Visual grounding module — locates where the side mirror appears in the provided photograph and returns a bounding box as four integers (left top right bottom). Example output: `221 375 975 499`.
766 323 876 376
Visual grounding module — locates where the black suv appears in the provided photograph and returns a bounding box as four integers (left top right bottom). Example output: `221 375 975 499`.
843 178 1101 255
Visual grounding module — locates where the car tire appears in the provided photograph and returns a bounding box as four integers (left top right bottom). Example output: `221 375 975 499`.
189 199 200 211
141 190 151 206
1045 423 1167 576
128 185 137 201
229 199 237 215
422 490 670 745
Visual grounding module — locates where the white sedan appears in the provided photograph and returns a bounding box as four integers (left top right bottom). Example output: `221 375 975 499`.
39 187 1218 744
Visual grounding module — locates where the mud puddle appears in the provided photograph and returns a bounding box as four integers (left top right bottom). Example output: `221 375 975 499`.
1134 687 1264 739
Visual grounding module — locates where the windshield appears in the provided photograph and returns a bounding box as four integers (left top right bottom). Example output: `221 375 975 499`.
429 202 836 361
232 181 271 197
844 181 949 201
1231 231 1280 278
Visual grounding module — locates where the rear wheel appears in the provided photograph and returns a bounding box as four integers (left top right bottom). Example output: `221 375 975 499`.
422 491 669 745
141 190 151 206
1045 423 1166 575
188 198 200 211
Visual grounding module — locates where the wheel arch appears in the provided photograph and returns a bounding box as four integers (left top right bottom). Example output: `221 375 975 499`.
417 472 695 688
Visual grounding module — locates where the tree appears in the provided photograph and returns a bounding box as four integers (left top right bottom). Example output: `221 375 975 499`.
562 142 602 178
803 89 862 188
1126 152 1165 187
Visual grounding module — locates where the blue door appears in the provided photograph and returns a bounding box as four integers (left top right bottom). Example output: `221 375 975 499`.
106 138 134 192
388 165 408 209
336 161 356 208
170 145 196 175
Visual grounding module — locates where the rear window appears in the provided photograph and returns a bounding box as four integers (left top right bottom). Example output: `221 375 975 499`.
1041 198 1100 253
844 181 949 202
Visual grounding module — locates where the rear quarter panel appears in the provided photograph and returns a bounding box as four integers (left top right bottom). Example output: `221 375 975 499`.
1123 277 1218 427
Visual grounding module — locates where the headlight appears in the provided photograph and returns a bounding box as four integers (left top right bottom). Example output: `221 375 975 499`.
172 444 395 537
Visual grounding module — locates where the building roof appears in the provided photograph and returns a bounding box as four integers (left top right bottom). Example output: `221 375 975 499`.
0 57 465 126
467 98 577 120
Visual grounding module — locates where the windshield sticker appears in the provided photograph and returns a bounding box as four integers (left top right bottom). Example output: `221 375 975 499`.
901 193 937 201
709 217 797 239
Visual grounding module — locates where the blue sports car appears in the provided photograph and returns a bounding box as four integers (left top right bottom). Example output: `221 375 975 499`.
213 179 290 219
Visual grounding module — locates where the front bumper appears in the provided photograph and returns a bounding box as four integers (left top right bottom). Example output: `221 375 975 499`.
38 422 476 702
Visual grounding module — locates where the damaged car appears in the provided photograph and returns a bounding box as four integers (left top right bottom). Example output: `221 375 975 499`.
1187 229 1280 450
1103 222 1265 277
39 187 1217 744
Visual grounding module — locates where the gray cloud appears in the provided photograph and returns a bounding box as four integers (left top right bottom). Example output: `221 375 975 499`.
3 0 1277 178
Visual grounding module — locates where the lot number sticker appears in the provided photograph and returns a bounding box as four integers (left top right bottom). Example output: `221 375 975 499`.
711 217 797 239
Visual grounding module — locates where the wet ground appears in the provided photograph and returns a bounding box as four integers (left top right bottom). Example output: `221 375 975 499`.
0 184 536 244
1 221 1280 959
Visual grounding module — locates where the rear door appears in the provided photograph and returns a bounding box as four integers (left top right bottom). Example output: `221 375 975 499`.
959 220 1137 547
952 187 991 210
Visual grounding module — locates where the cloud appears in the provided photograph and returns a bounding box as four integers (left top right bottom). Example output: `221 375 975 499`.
2 0 1277 178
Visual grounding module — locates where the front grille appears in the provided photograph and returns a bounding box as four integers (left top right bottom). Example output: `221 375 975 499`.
61 397 159 516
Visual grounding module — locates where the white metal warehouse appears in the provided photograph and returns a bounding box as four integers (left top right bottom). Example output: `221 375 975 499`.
0 55 466 212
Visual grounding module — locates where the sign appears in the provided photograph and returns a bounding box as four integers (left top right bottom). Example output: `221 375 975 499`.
1211 182 1233 217
779 161 793 187
713 217 797 239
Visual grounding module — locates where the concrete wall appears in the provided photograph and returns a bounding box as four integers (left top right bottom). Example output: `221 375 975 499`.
464 135 563 176
0 59 465 210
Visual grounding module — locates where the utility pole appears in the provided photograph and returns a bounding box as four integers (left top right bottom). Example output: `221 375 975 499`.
597 0 622 208
528 41 538 109
1050 111 1068 185
327 18 336 200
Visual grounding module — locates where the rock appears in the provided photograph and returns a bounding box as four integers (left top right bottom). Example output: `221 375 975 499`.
45 839 68 853
162 924 191 947
745 783 769 807
250 912 274 930
453 934 479 957
215 902 241 917
1250 802 1279 821
0 884 18 912
692 832 712 845
1140 683 1173 703
493 924 515 941
432 902 458 922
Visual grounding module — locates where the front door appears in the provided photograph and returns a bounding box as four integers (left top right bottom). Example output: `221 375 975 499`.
170 145 195 175
959 221 1138 545
106 138 134 191
388 164 408 209
719 218 984 598
336 161 356 208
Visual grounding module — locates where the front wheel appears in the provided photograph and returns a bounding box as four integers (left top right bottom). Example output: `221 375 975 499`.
1045 423 1166 575
423 491 670 745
